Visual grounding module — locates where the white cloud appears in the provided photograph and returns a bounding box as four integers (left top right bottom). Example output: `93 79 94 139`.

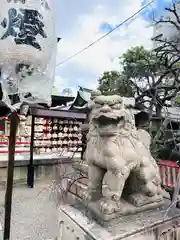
55 0 154 91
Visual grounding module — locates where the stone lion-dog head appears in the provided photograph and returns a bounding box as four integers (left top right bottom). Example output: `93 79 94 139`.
91 95 129 136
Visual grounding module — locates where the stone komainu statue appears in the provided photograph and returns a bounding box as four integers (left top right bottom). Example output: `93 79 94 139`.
83 95 163 215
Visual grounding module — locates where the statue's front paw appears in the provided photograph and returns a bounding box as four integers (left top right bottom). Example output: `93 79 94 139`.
129 194 142 206
100 199 121 214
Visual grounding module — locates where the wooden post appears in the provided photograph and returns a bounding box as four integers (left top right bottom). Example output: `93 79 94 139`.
3 111 19 240
27 115 35 188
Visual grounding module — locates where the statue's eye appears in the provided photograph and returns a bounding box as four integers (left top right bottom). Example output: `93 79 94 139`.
95 104 102 108
112 104 121 109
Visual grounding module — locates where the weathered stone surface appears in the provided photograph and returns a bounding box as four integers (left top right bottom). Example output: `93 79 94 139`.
81 94 163 219
58 199 180 239
87 196 163 221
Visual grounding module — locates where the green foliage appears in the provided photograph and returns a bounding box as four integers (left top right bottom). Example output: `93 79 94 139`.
97 71 134 97
97 46 160 99
97 43 180 118
175 96 180 106
121 46 160 79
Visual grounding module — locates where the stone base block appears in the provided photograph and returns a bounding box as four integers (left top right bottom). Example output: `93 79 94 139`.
87 196 164 222
58 199 180 239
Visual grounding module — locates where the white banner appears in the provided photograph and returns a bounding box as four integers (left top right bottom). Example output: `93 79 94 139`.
0 0 57 106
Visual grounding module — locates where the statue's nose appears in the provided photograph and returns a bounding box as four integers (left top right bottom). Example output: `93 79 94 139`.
100 104 111 113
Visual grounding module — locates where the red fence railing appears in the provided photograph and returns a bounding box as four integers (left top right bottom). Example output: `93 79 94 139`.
158 160 179 189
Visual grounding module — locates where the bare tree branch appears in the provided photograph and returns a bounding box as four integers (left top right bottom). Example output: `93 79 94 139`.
165 3 180 25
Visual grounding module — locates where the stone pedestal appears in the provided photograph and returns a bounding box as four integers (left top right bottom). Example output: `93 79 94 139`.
58 200 180 240
71 162 164 221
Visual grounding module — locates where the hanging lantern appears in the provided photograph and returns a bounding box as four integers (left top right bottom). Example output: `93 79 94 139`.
0 0 57 106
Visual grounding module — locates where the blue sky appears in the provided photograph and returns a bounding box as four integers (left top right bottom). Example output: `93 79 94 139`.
99 0 179 33
141 0 179 21
54 0 179 95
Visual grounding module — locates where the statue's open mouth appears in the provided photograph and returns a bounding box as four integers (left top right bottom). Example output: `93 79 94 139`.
95 115 124 127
